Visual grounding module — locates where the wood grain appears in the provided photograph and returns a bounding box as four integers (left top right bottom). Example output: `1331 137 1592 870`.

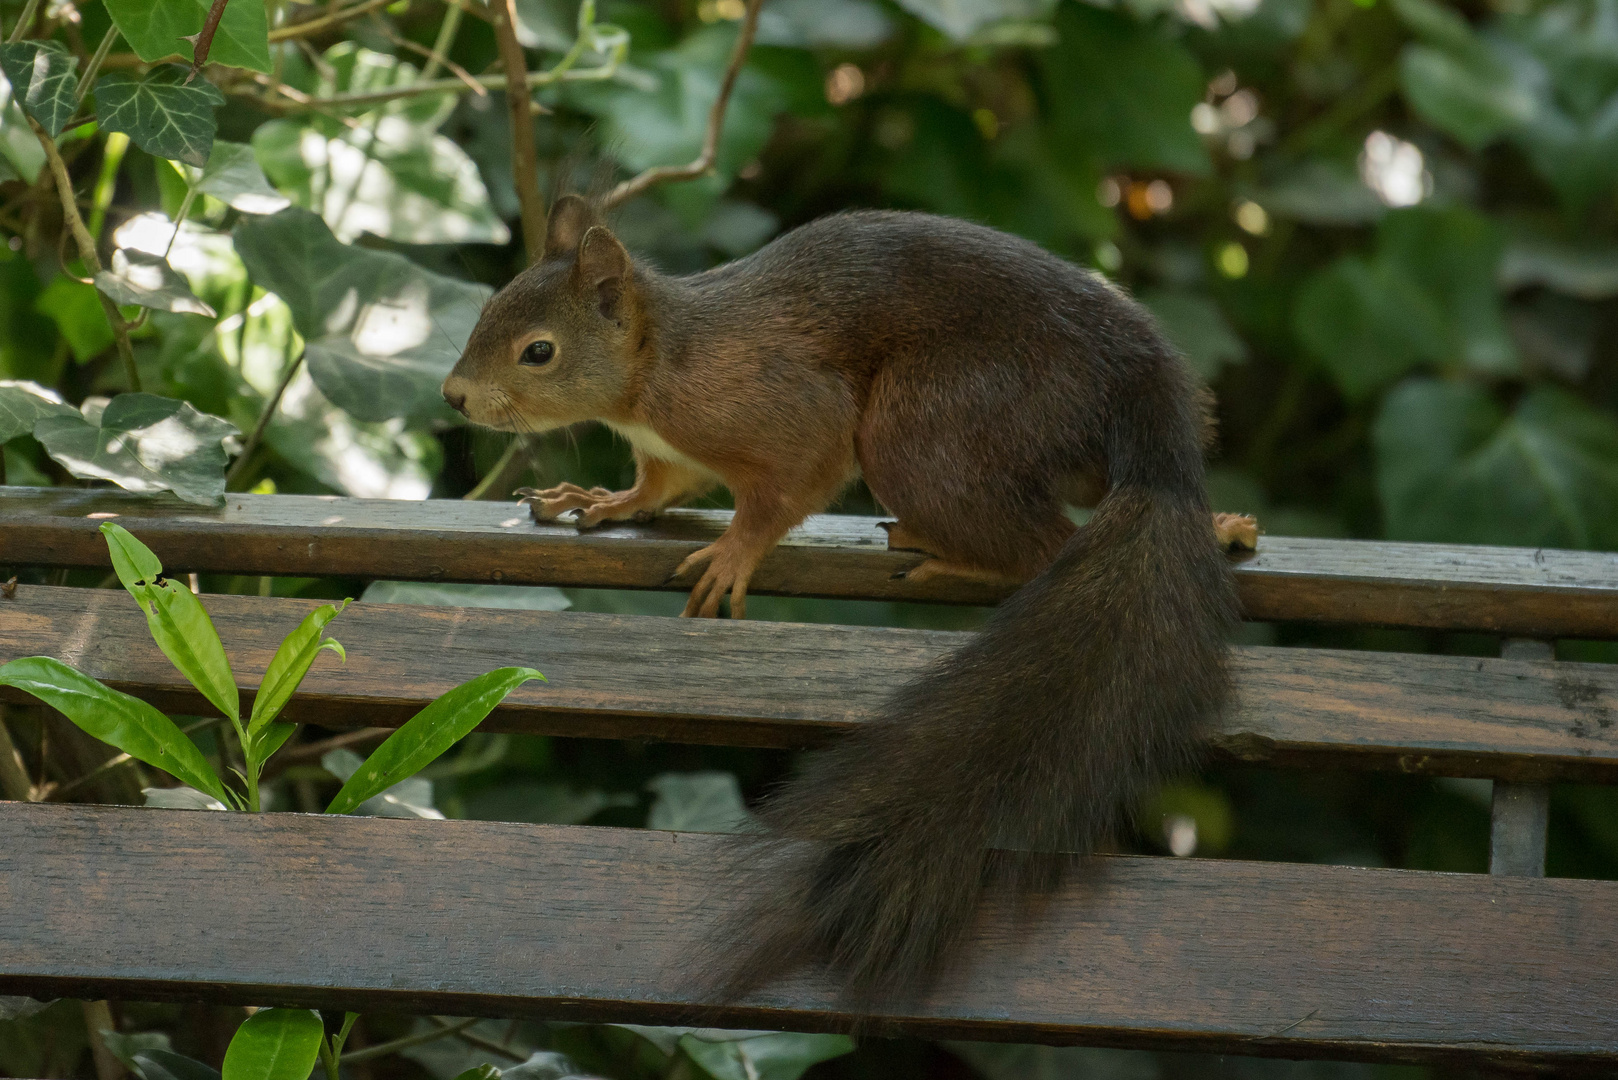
3 585 1615 782
0 802 1614 1067
4 487 1615 637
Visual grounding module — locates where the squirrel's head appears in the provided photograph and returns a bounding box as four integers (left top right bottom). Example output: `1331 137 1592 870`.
443 196 644 432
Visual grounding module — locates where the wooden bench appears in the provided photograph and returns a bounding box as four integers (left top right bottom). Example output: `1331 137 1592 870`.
2 485 1617 1070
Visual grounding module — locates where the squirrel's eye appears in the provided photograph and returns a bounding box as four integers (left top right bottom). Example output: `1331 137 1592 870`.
520 340 555 366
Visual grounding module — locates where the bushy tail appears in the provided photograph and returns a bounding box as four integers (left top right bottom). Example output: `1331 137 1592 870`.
704 452 1239 1000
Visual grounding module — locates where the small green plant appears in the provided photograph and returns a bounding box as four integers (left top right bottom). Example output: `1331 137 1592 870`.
0 523 543 813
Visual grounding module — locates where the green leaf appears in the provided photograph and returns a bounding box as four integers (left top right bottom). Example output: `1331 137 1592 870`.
1374 379 1618 549
194 141 289 214
646 772 754 833
220 1009 323 1080
33 392 238 505
233 208 491 423
103 0 272 74
678 1031 855 1080
1294 207 1515 399
1399 44 1534 150
138 579 240 728
360 581 571 611
325 667 545 815
1139 289 1248 381
247 601 348 739
322 748 443 819
891 0 1048 41
249 44 506 244
0 42 78 138
34 276 115 362
99 521 165 600
449 1068 501 1080
0 379 77 442
95 249 217 317
1038 3 1210 175
0 656 228 802
95 67 224 169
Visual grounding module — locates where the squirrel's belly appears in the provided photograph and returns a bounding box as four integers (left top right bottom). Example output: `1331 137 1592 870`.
604 421 723 481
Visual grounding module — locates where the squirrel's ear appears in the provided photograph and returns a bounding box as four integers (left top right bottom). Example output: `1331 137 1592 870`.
577 226 631 319
543 195 596 259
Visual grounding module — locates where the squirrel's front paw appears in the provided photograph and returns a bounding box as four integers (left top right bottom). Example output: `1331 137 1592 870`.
517 482 616 522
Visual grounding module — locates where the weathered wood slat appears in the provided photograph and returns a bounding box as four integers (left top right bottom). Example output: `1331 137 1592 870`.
0 802 1613 1067
3 487 1615 637
3 585 1615 782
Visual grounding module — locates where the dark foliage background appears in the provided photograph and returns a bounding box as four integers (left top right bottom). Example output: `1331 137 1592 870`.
2 0 1616 1075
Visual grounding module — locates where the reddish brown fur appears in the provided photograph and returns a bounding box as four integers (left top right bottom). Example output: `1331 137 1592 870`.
445 198 1246 998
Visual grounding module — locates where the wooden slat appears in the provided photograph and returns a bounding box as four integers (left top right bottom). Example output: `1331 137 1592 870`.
1 802 1614 1066
3 487 1616 637
3 585 1616 782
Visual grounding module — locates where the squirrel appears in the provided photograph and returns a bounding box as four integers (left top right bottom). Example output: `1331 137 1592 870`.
442 195 1258 999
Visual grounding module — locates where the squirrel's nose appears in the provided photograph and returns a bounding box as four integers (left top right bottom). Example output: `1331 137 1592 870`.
442 383 469 416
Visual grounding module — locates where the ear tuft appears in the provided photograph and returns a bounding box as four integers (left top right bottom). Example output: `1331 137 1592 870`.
543 195 597 259
578 226 632 318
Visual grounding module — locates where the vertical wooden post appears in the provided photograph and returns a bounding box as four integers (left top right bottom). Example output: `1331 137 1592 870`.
1488 638 1553 878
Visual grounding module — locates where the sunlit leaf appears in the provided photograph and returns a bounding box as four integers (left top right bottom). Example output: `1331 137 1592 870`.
0 656 229 802
95 249 218 317
194 141 290 214
220 1009 323 1080
891 0 1050 40
142 785 229 810
95 67 224 169
33 393 237 505
136 578 240 728
1375 378 1618 549
247 601 347 738
0 41 78 138
361 581 571 611
250 44 506 244
103 0 272 74
99 521 165 599
325 667 545 815
322 748 444 819
233 208 490 423
0 379 77 442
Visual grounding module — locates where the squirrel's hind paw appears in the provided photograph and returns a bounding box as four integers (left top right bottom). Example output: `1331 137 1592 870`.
1213 512 1260 553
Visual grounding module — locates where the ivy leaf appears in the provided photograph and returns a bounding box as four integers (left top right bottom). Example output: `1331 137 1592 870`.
95 67 224 168
103 0 271 74
1294 207 1515 400
1039 2 1210 176
646 772 755 833
95 249 218 317
0 41 78 138
0 379 77 442
678 1031 856 1080
1374 378 1618 549
250 45 506 244
32 392 238 505
1139 288 1248 381
194 140 289 214
233 208 491 423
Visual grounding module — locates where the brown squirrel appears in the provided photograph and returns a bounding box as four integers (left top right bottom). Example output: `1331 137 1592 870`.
443 195 1257 998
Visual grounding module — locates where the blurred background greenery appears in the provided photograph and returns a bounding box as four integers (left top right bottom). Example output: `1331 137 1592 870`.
3 0 1618 1076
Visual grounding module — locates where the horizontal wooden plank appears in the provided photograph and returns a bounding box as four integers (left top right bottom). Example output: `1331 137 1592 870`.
3 585 1615 782
1 802 1614 1066
3 487 1616 637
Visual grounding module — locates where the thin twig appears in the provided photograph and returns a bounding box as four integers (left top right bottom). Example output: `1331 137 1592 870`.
372 14 484 96
433 1018 526 1062
185 0 232 82
268 0 396 43
0 708 35 802
76 23 120 104
340 1018 479 1064
464 437 531 500
28 114 140 391
603 0 764 209
230 52 625 113
227 349 305 489
420 0 464 81
493 0 545 261
5 0 43 43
